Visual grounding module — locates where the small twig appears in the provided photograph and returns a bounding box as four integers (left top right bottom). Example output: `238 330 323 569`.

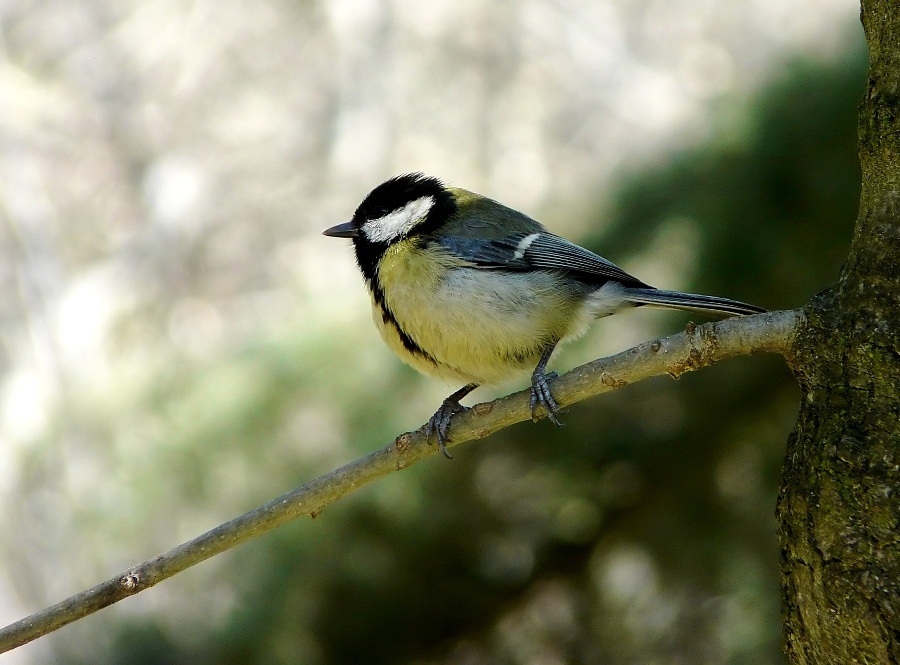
0 309 802 654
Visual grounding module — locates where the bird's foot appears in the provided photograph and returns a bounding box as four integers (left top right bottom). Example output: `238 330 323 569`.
530 369 562 426
425 387 476 459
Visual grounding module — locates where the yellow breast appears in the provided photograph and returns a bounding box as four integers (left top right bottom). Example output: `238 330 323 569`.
371 241 584 385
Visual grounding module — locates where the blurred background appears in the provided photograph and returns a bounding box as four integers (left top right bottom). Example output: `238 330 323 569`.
0 0 864 663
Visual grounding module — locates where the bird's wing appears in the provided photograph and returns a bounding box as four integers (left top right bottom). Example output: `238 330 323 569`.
435 231 648 287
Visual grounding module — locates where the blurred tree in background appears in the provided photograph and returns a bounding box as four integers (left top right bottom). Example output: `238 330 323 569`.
0 1 864 664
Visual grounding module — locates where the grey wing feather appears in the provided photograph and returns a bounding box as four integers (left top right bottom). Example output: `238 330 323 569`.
435 234 532 269
436 232 648 287
523 234 648 286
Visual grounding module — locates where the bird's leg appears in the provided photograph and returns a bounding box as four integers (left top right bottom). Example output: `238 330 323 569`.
530 345 563 426
426 383 478 459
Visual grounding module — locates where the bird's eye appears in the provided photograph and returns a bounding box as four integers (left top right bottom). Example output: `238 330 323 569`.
371 205 390 217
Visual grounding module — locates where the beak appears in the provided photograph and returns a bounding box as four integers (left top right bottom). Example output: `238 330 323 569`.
323 221 358 238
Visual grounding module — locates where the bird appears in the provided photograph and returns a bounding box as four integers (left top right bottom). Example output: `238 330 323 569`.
323 173 765 458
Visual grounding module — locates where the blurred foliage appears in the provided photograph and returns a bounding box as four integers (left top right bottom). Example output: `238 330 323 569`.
51 51 866 665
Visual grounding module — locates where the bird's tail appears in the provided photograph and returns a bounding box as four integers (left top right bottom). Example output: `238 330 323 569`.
623 288 765 316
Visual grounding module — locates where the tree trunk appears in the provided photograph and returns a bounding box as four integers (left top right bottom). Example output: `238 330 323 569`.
777 0 900 662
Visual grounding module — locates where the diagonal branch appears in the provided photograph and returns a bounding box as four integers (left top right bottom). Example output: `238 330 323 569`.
0 308 802 654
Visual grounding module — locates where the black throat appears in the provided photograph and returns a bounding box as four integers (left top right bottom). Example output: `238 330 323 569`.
348 173 457 365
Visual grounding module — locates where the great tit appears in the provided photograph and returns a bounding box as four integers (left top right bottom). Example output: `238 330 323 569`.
324 173 764 458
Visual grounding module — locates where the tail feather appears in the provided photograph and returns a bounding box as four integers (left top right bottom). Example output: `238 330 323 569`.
624 288 765 316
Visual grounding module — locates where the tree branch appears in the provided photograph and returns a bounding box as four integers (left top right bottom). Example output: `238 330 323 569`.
0 308 802 654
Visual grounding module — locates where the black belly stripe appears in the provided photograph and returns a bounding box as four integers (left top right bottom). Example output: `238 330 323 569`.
368 279 439 366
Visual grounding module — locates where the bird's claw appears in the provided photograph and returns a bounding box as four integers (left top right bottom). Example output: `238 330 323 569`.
530 370 562 426
425 398 468 459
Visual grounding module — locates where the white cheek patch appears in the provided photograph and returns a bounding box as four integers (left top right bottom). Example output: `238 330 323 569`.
362 196 435 243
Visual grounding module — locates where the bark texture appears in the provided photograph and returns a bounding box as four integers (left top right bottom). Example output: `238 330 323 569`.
778 1 900 662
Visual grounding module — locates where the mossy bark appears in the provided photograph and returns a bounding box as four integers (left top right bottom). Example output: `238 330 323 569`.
777 0 900 662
